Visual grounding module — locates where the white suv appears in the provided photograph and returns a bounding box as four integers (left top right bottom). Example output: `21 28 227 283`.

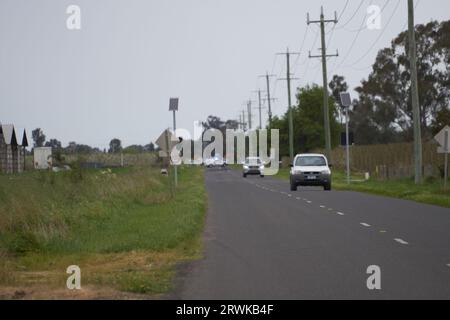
290 154 332 191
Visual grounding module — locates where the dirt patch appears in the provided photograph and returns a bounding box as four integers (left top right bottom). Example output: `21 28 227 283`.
0 250 188 300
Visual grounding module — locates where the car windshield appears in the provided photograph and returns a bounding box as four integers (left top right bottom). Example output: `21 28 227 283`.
295 156 326 167
245 158 262 165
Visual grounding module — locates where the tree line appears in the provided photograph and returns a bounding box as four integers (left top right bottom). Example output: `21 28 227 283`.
31 128 156 154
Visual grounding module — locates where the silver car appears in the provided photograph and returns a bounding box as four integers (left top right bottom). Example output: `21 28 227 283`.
290 154 332 191
243 157 265 178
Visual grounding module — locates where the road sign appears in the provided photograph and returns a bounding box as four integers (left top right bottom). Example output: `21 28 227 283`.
169 98 179 111
435 126 449 154
156 129 176 156
339 92 352 108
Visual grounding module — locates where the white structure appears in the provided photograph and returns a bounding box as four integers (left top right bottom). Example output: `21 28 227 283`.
34 147 52 170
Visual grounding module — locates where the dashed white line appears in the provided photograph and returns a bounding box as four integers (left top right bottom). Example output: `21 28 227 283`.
320 205 326 209
296 197 302 200
306 201 312 204
394 238 409 245
336 212 345 216
360 223 371 227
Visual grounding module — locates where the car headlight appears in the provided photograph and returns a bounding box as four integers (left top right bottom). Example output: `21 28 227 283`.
259 166 264 170
243 165 249 169
293 170 302 175
321 169 331 175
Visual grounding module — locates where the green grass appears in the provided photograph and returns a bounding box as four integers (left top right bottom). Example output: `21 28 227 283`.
0 165 206 297
273 168 450 208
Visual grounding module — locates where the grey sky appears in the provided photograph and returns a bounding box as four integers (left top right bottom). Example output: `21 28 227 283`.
1 0 449 149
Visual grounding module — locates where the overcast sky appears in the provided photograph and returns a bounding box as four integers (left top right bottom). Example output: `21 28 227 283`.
1 0 449 149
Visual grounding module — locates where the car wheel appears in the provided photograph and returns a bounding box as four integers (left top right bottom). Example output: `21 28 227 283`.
260 175 265 178
243 173 247 178
290 180 297 191
324 183 331 191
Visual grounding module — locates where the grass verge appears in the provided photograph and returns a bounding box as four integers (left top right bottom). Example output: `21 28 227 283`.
273 168 450 208
0 166 206 299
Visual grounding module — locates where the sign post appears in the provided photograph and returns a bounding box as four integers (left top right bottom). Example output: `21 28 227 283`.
445 131 448 190
340 92 352 185
169 98 179 187
435 125 450 190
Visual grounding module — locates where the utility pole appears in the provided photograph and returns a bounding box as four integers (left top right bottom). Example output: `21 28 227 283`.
408 0 423 184
259 73 277 130
308 7 339 164
169 98 179 187
252 89 267 130
277 48 300 161
246 100 256 130
242 109 247 132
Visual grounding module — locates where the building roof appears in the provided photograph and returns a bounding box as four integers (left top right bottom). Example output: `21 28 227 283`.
16 128 29 147
1 124 18 146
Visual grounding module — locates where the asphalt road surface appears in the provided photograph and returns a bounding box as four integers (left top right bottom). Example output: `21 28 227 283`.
178 168 450 299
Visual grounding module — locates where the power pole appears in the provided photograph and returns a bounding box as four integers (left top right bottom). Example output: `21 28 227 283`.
408 0 423 184
253 89 267 130
308 7 338 164
246 100 256 130
242 109 247 132
259 73 277 130
277 48 300 160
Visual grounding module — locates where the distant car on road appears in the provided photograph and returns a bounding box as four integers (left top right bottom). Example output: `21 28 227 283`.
243 157 265 178
204 156 226 168
290 154 331 191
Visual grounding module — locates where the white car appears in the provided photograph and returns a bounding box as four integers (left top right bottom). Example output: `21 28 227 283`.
243 157 265 178
204 156 226 168
290 154 332 191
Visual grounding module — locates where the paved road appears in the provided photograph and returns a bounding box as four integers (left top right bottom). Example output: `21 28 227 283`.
178 168 450 299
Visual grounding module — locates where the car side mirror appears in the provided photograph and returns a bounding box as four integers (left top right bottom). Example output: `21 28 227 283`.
289 164 293 168
328 164 333 168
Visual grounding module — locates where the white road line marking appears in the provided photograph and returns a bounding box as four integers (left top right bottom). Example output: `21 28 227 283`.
306 201 312 204
320 205 326 209
394 238 409 245
328 208 333 211
447 264 450 267
296 197 301 200
287 194 292 197
336 212 345 216
360 223 371 227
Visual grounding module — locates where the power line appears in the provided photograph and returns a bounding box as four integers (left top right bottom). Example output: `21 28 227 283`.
336 0 366 30
343 0 421 72
343 0 401 68
343 0 389 33
292 25 311 70
332 0 374 72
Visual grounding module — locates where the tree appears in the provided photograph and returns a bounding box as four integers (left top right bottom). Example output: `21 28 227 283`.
431 107 450 136
45 139 62 150
32 128 46 147
108 139 122 153
271 85 340 156
329 75 349 126
353 20 450 144
144 142 155 152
